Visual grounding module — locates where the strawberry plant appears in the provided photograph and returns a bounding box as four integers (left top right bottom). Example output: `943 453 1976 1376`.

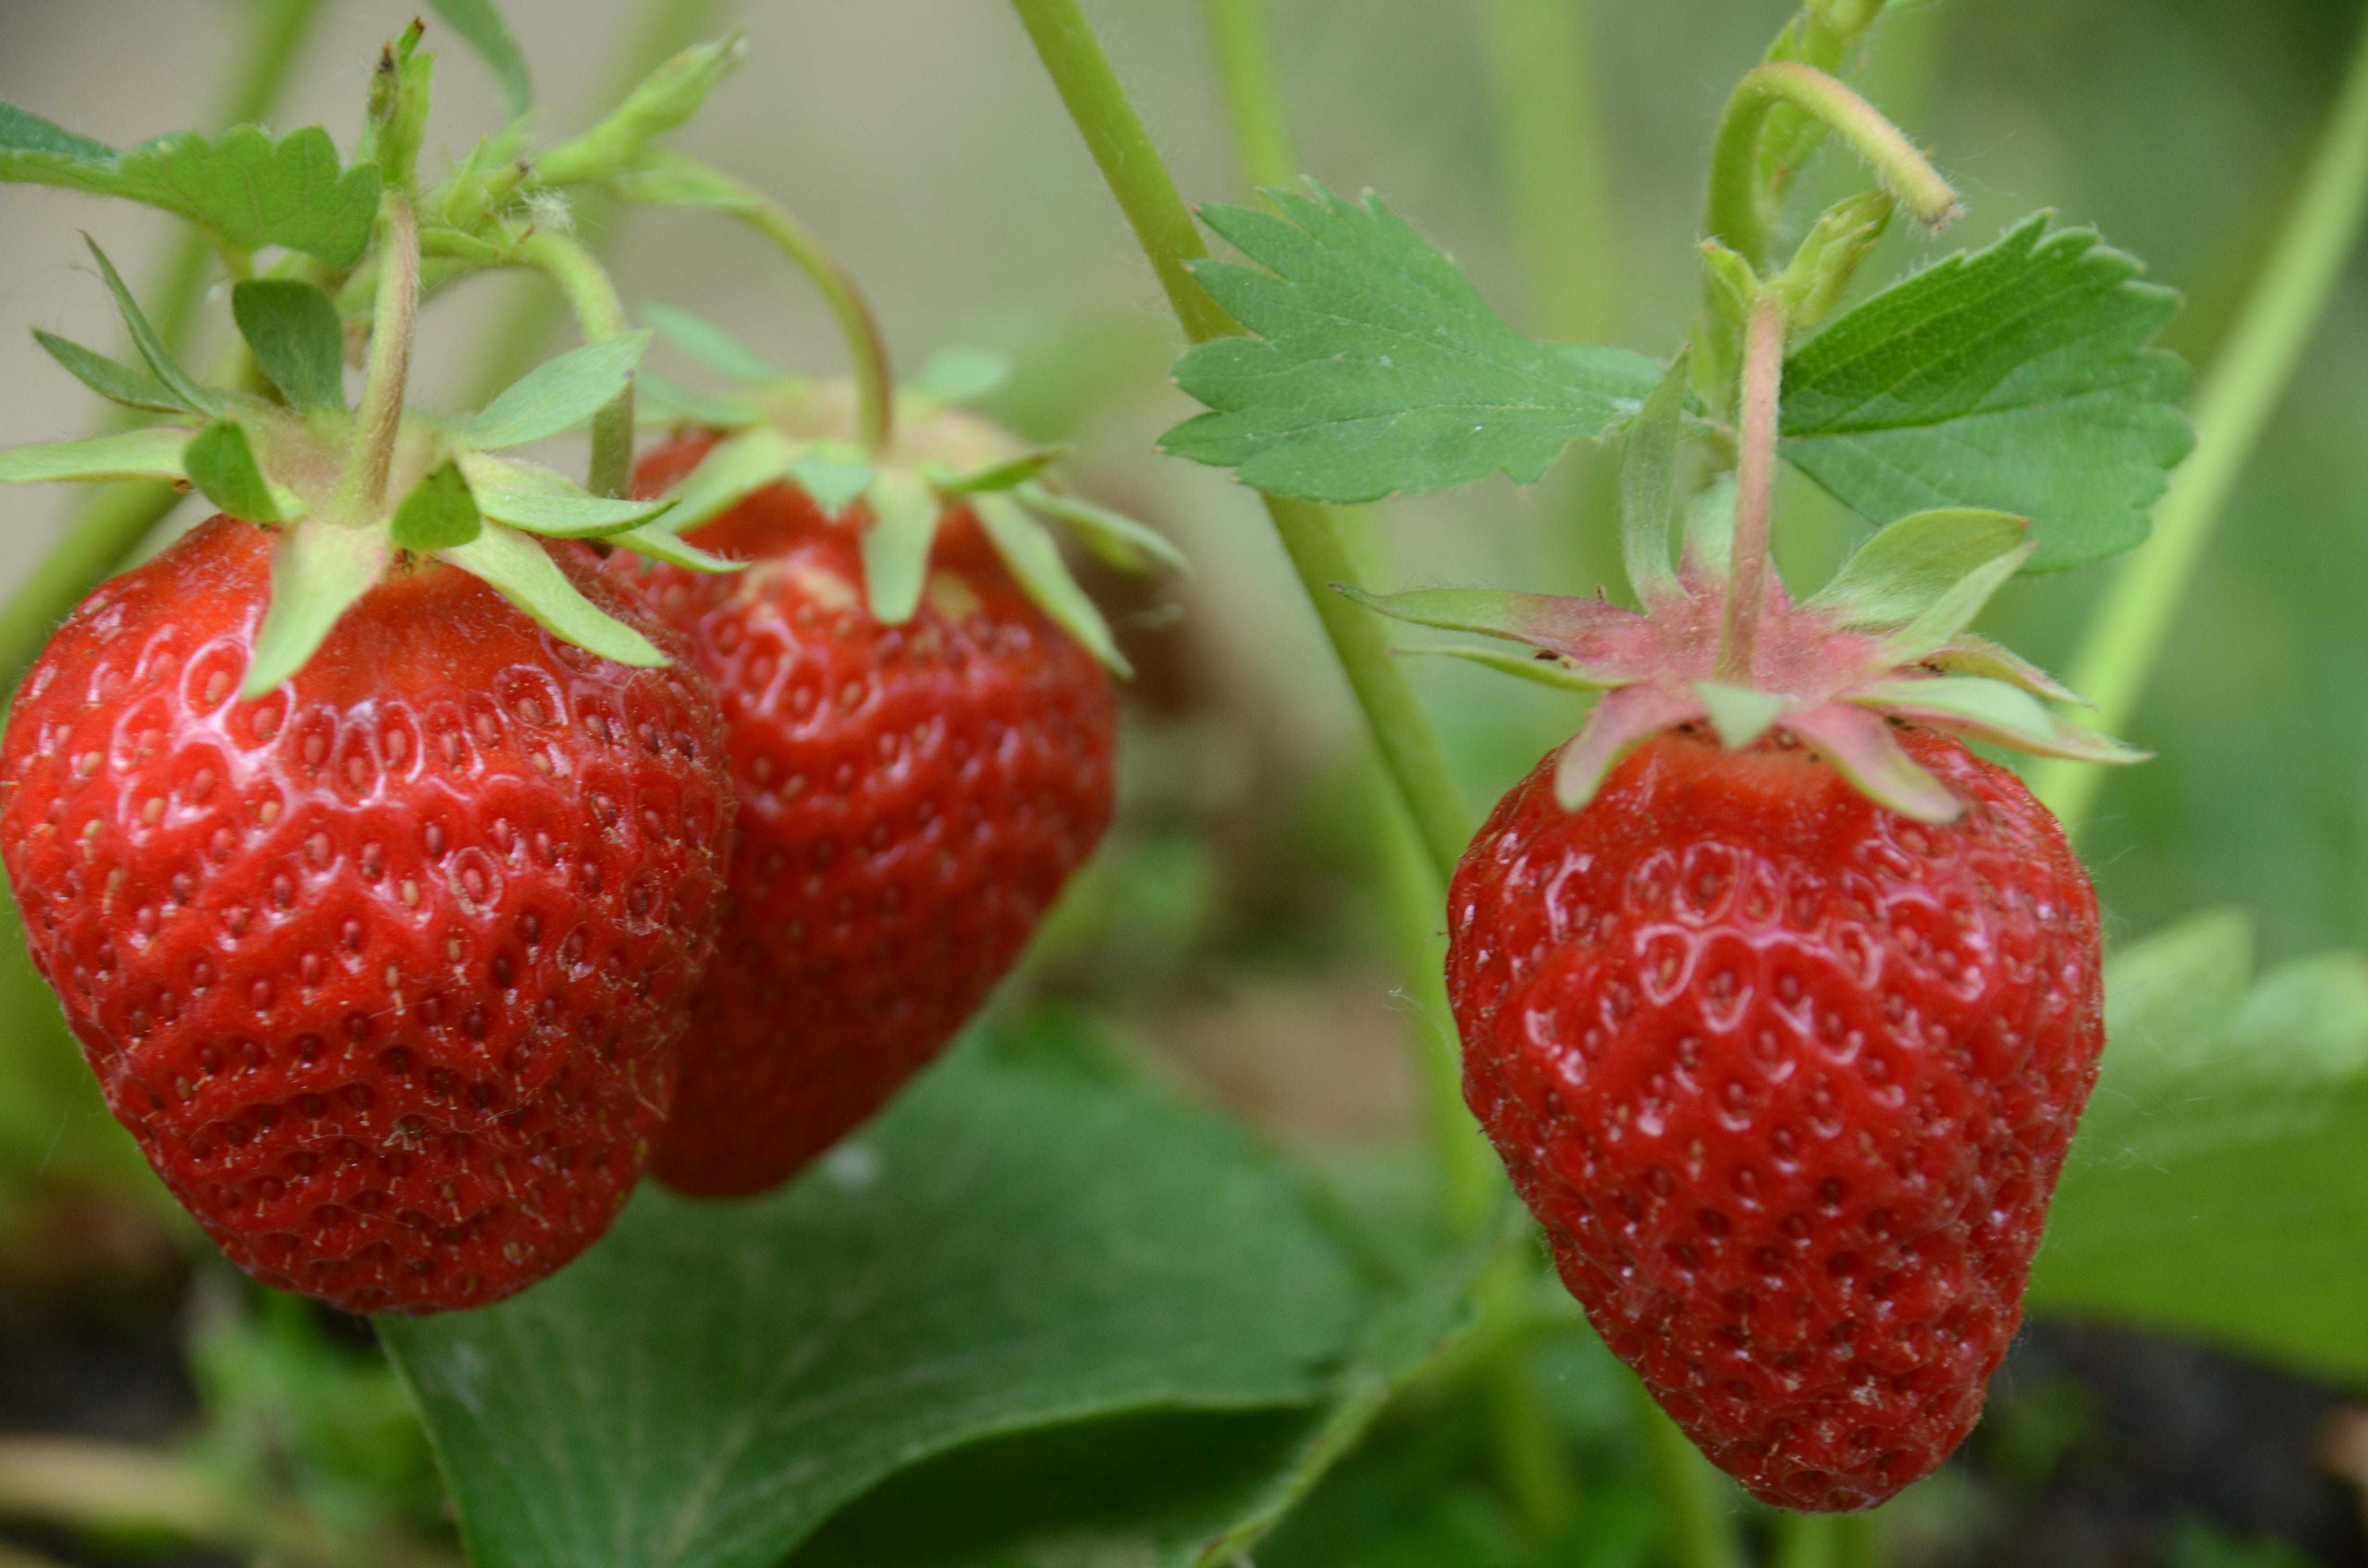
0 0 2365 1564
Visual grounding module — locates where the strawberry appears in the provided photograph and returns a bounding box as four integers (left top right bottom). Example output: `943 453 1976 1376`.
1348 345 2139 1509
0 517 734 1313
612 412 1130 1196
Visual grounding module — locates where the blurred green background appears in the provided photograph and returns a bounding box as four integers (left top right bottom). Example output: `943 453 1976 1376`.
1 0 2367 1564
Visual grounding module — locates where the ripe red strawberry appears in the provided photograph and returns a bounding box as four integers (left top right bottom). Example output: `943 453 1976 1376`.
0 517 734 1313
1448 724 2099 1510
615 426 1118 1196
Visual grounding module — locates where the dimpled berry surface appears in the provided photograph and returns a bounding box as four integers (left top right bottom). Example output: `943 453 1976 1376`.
618 439 1116 1196
1446 726 2102 1510
0 518 734 1312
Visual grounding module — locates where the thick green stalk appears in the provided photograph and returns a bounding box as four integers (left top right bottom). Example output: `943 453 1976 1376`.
335 196 422 518
0 0 325 691
1772 1511 1841 1568
512 232 637 497
1010 0 1472 880
1838 1510 1890 1568
1633 1377 1744 1568
2034 9 2368 834
462 0 734 405
1477 0 1621 342
1202 0 1298 199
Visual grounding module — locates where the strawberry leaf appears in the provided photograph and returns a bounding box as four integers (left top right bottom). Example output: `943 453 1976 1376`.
424 0 532 117
246 519 391 697
440 524 666 667
1779 217 2195 571
860 470 941 625
1161 184 1663 502
912 345 1013 405
639 371 763 429
32 330 191 414
231 280 345 414
455 453 672 536
973 492 1128 674
537 37 747 188
0 426 190 485
2031 913 2368 1380
1398 644 1613 691
1694 681 1787 748
791 446 878 517
936 448 1069 496
642 302 781 383
0 100 113 166
84 237 221 417
1620 354 1690 605
183 421 287 525
1850 676 2144 763
608 525 741 574
656 427 797 533
1016 485 1188 575
1805 507 2030 626
453 332 653 450
389 461 482 552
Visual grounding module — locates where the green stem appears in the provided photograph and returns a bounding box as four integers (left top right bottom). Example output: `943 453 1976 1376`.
1476 1252 1575 1533
1838 1509 1890 1568
1720 293 1787 682
2033 8 2368 834
1632 1377 1745 1568
1477 0 1621 342
512 231 637 497
335 195 421 519
1772 1510 1841 1568
1202 0 1298 196
1707 61 1958 270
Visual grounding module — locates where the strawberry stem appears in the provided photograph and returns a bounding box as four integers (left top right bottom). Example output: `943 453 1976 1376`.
724 182 897 456
1718 292 1787 686
1707 62 1957 271
514 231 636 498
334 192 419 522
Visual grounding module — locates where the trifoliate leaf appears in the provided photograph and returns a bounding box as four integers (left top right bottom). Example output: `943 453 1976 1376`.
1779 217 2194 571
656 426 797 534
861 469 942 625
641 302 781 383
1161 184 1662 502
937 448 1069 496
1805 507 2030 626
912 345 1013 405
638 371 762 430
1620 354 1690 605
231 280 346 414
0 426 189 484
31 332 188 414
424 0 532 117
973 492 1128 674
1695 681 1787 748
1016 485 1189 575
247 520 390 696
83 236 220 416
390 461 482 552
537 36 747 187
790 444 879 517
608 525 741 574
453 331 652 450
442 523 666 668
455 452 671 536
183 421 286 524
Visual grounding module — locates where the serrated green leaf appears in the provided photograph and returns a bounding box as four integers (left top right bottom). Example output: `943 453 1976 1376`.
937 447 1070 496
378 1026 1376 1568
389 461 481 552
1695 680 1787 748
0 426 189 485
974 492 1128 674
84 236 220 416
608 525 741 573
183 421 285 524
0 100 115 166
246 519 390 696
455 452 671 536
2030 913 2368 1380
1806 507 2030 626
638 371 763 429
1851 676 2144 763
454 331 652 450
1161 184 1663 502
440 523 666 667
1620 354 1690 605
642 302 781 383
1779 217 2195 572
791 446 879 517
32 330 190 414
230 280 345 414
912 345 1013 405
1016 484 1188 575
424 0 532 117
862 469 943 625
655 426 798 534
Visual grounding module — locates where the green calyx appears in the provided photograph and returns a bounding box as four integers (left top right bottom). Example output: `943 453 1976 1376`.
634 306 1184 676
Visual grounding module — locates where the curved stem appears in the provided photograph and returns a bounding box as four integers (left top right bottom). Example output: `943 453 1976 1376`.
1720 293 1787 682
2034 8 2368 835
1707 61 1957 270
1203 0 1297 196
336 194 420 519
513 230 637 496
1477 0 1621 342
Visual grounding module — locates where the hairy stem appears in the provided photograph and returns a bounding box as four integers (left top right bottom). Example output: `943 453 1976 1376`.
1720 293 1788 682
1202 0 1298 197
513 231 637 497
2034 8 2368 834
1633 1377 1745 1568
1707 62 1957 270
336 195 421 519
1478 0 1621 342
1011 0 1472 879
